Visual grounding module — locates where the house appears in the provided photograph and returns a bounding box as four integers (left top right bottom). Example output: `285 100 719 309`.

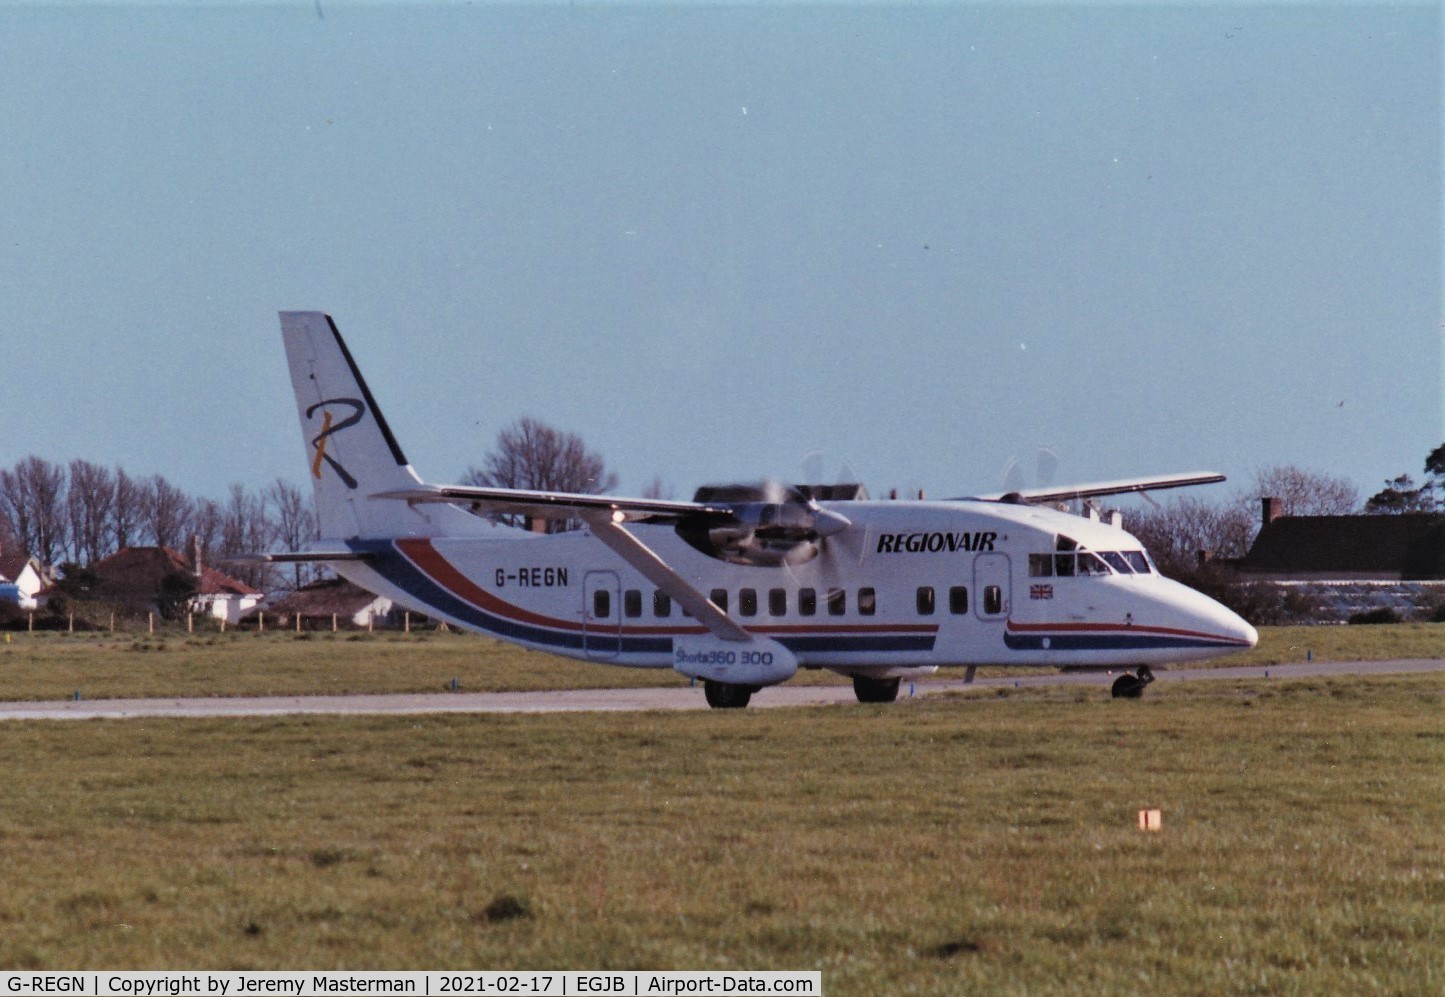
0 554 47 611
89 545 264 624
261 577 393 629
1231 497 1445 618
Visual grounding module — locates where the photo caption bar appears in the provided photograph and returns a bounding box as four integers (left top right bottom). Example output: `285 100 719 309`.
1 973 821 997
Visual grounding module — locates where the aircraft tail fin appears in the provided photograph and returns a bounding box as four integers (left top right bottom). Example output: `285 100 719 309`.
280 312 493 540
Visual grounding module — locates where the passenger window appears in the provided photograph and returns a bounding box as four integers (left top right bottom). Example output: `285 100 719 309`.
710 589 728 613
593 589 611 619
623 589 642 618
949 586 968 614
916 587 935 615
1029 554 1054 577
799 588 817 616
827 588 846 616
858 588 876 616
739 588 758 617
983 585 1003 616
1054 553 1076 577
768 589 787 616
653 591 672 618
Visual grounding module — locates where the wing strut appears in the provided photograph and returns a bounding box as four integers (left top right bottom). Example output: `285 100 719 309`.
581 514 750 643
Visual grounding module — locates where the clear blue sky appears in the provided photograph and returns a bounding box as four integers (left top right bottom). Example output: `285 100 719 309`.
1 2 1439 509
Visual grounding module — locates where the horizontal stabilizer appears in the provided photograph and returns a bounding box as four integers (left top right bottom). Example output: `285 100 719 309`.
224 549 374 565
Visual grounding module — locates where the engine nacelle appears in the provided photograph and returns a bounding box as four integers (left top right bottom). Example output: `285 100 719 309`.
676 487 852 567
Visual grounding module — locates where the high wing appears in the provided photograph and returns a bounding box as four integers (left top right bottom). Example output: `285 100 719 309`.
372 483 733 524
972 471 1226 505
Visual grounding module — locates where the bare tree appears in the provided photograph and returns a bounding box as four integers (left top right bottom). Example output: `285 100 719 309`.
220 483 276 588
112 468 143 550
192 498 224 562
66 459 116 565
0 456 69 565
265 478 318 589
0 512 18 558
140 474 193 550
1127 496 1256 578
465 417 618 532
1245 465 1359 517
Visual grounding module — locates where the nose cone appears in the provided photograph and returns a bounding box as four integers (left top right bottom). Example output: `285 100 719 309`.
1160 578 1258 656
1224 608 1259 650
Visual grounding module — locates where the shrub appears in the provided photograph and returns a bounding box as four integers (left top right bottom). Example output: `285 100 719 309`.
1348 607 1401 625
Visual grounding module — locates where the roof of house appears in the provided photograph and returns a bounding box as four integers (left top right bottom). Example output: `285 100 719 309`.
0 555 39 583
90 547 262 598
1234 514 1445 579
265 577 386 617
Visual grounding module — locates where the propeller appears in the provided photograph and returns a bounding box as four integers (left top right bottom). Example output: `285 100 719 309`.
678 479 853 567
1001 444 1060 496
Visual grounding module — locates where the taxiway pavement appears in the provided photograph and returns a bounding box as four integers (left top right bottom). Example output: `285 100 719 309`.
0 658 1440 721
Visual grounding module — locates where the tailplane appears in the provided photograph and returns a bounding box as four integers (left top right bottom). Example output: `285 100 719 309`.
280 312 491 540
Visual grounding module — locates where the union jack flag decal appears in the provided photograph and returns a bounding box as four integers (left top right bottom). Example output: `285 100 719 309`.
1030 584 1054 601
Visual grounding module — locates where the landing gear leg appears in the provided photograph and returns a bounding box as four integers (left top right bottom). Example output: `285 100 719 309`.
703 680 754 709
1111 666 1156 700
852 676 901 704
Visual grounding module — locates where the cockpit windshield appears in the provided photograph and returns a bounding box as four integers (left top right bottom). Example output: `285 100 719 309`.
1029 536 1154 578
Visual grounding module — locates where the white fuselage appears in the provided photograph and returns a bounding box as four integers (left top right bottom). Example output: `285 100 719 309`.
333 499 1257 679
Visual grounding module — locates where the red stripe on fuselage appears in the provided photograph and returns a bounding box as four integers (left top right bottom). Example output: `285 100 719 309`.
1006 619 1250 645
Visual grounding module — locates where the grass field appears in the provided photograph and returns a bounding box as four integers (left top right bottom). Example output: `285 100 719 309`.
0 621 1442 703
0 670 1440 991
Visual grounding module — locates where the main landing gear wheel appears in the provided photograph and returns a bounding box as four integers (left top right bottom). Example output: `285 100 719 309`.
852 676 901 704
703 680 754 709
1111 666 1156 699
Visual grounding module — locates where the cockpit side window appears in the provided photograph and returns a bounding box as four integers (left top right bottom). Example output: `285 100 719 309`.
1101 551 1132 574
1077 552 1111 576
1124 551 1153 574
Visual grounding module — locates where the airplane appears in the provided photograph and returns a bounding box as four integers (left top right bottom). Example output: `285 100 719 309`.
264 311 1257 707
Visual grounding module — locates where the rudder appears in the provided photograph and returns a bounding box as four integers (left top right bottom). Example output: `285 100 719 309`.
280 312 488 540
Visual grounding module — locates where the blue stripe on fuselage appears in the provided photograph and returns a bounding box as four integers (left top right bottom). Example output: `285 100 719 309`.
1005 631 1239 652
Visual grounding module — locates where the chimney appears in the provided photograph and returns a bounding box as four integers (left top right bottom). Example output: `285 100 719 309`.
190 535 204 579
1261 496 1281 529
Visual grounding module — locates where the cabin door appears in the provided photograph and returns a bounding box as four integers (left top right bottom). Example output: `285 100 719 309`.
582 570 622 660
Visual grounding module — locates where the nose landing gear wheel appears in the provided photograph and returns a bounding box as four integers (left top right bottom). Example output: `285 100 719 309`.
1111 666 1156 699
